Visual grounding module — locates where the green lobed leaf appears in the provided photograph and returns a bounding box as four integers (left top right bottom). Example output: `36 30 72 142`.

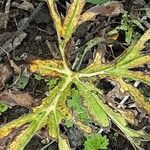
84 134 109 150
67 88 90 123
75 79 110 127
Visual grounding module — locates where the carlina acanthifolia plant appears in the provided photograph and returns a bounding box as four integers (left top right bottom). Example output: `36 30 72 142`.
0 0 150 150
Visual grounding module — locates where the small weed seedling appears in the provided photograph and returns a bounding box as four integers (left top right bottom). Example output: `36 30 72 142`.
0 1 150 150
108 12 144 44
84 134 109 150
0 102 8 115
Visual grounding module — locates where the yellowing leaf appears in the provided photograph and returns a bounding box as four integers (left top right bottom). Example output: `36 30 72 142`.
121 55 150 69
47 113 58 138
76 81 146 145
63 0 85 44
123 71 150 86
30 59 64 77
1 1 150 149
59 136 70 150
118 29 150 65
116 78 150 114
47 0 63 38
117 109 135 124
0 79 72 150
74 120 92 133
9 113 46 150
0 114 34 138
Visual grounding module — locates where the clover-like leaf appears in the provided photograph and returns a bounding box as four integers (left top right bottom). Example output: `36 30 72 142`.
84 133 109 150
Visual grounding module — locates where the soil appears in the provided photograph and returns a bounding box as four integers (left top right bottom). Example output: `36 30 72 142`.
0 0 150 150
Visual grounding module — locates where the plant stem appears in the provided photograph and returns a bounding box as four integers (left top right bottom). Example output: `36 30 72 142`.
59 40 73 74
77 67 115 78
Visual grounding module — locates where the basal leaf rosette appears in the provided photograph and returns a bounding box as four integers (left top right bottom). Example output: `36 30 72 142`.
0 1 149 150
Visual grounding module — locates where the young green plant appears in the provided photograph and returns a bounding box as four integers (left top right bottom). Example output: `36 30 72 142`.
108 12 144 44
84 134 109 150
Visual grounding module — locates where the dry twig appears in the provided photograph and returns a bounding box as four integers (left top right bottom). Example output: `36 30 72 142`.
3 0 11 29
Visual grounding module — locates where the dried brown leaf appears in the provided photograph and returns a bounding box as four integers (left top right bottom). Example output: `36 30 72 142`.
0 63 13 90
78 1 123 25
12 0 35 12
0 91 33 107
